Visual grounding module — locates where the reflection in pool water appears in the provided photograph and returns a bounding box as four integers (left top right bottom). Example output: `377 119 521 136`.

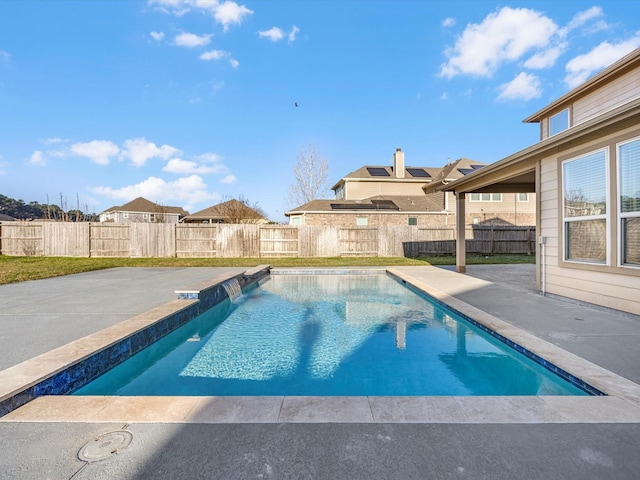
74 274 587 396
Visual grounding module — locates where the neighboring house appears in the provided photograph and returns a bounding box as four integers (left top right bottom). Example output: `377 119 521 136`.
423 48 640 315
99 197 188 224
181 199 269 224
285 148 535 226
0 213 17 221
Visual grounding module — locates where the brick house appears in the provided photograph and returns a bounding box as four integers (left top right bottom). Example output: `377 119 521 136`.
285 148 536 227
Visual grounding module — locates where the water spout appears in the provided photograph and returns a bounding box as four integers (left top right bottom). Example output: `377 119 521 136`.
222 278 243 302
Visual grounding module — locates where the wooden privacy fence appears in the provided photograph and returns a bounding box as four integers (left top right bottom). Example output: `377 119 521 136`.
0 222 536 258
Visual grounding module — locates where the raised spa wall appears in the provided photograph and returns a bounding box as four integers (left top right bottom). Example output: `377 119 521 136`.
0 265 271 417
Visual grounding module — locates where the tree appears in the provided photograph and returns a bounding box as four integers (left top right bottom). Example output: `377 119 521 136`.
288 143 331 207
215 196 267 224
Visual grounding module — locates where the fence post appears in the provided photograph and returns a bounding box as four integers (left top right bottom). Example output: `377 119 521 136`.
490 226 494 255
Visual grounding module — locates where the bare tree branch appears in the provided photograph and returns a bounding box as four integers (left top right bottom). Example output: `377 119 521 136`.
215 196 268 224
288 143 330 207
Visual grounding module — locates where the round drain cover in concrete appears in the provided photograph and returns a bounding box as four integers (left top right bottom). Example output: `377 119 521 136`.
78 430 133 463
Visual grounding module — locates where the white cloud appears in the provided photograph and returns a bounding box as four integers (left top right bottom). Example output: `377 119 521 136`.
497 72 542 102
198 153 223 162
163 158 227 174
150 31 165 41
259 27 284 42
43 137 64 144
220 174 236 184
148 0 194 16
120 137 181 167
174 32 213 48
288 26 300 44
214 1 253 31
559 6 604 37
439 7 558 78
148 0 253 31
523 43 567 69
27 150 46 166
564 36 640 88
442 17 455 28
92 174 218 212
70 140 120 165
200 49 226 60
199 49 238 68
0 50 10 61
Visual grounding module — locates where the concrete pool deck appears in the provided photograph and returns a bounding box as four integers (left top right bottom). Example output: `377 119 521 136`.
1 265 640 479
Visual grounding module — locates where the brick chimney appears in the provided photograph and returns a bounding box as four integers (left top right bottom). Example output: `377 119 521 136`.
393 148 405 178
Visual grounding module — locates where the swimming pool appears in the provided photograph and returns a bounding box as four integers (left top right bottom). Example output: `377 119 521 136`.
74 272 588 397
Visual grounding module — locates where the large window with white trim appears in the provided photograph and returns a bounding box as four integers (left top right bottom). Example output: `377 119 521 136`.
562 149 608 263
618 138 640 266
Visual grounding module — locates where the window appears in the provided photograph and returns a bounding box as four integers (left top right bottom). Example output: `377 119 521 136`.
123 212 129 219
469 193 502 202
518 193 529 202
356 217 368 226
290 216 302 226
562 149 608 263
335 185 344 200
550 109 569 136
408 217 417 226
618 138 640 266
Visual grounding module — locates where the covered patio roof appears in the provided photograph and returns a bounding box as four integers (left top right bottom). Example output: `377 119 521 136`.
423 96 640 274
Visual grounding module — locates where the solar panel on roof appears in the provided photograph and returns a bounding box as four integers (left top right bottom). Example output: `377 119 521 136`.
367 167 390 176
331 203 377 210
406 168 431 178
471 165 484 170
458 168 475 175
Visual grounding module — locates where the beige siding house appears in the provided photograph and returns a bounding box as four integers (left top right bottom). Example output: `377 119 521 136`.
99 197 188 224
286 149 536 226
424 48 640 315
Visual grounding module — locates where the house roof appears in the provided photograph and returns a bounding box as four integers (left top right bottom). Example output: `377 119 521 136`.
523 47 640 123
424 94 640 196
332 158 485 191
183 199 266 221
285 194 445 216
102 197 188 216
428 158 487 183
0 213 17 221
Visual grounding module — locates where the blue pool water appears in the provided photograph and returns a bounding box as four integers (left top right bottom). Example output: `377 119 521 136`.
74 274 588 396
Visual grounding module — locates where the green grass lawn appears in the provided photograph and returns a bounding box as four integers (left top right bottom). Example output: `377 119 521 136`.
0 254 535 285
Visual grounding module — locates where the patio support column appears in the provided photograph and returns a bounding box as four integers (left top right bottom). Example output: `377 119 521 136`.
456 192 466 273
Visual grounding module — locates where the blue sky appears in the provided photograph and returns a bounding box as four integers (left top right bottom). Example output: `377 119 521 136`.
1 1 639 222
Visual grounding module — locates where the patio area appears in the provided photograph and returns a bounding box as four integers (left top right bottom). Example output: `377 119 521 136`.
1 265 639 479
